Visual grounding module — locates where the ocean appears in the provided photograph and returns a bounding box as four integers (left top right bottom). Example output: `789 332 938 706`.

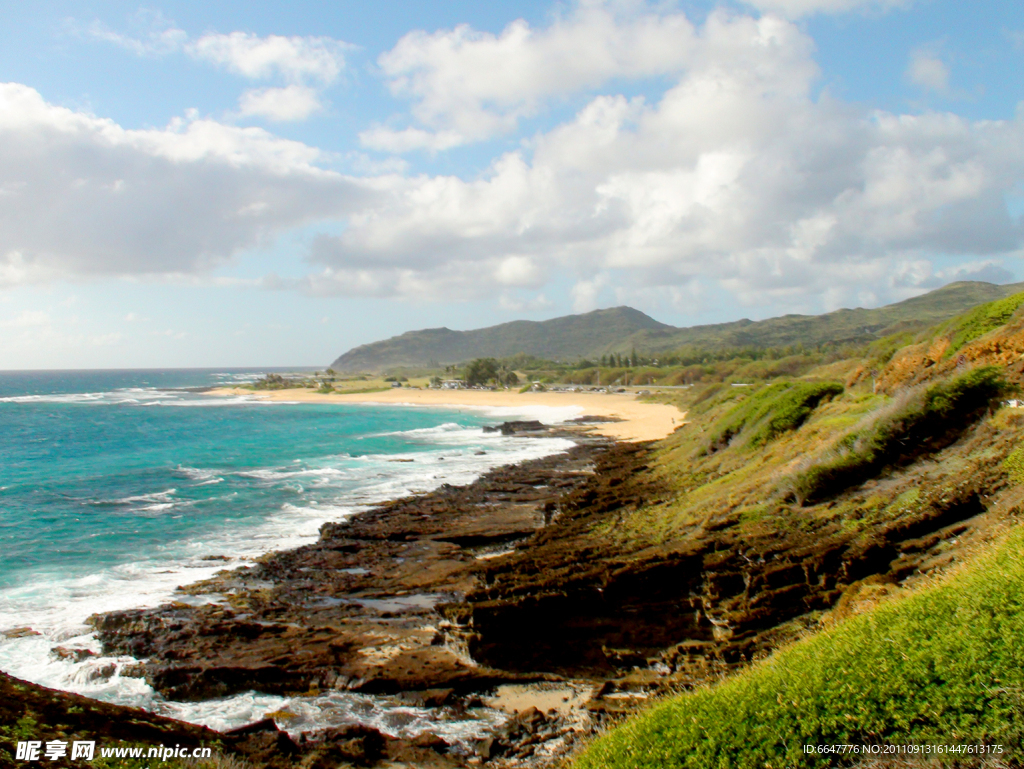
0 369 577 739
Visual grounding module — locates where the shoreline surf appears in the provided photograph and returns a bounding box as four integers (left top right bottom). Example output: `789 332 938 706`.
0 375 587 735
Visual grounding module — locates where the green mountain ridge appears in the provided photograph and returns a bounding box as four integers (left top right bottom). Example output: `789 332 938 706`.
330 280 1024 372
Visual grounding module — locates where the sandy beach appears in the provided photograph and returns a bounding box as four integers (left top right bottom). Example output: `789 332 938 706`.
210 387 685 442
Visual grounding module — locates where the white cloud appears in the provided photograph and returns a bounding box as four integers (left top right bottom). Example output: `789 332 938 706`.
309 11 1024 309
741 0 910 19
82 18 348 124
0 83 375 287
906 48 950 93
571 275 610 313
11 6 1024 317
85 17 348 85
238 85 323 121
359 126 465 154
370 1 699 149
188 32 348 84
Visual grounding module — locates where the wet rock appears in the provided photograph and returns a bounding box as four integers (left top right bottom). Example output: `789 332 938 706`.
226 718 281 736
475 736 504 759
397 687 455 707
317 724 385 766
2 626 40 639
482 420 547 435
94 443 607 702
86 663 117 681
50 646 96 663
119 663 148 678
411 731 450 752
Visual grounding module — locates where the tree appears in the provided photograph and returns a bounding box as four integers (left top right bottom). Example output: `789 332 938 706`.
464 358 499 386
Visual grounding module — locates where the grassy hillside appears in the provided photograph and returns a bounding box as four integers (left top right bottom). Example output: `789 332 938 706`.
329 280 1024 372
330 306 670 372
576 527 1024 769
632 280 1024 354
563 293 1024 768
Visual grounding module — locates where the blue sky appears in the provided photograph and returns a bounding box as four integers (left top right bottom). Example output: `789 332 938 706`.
1 0 1022 368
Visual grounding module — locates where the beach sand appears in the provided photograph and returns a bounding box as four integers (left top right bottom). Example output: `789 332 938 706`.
210 387 685 442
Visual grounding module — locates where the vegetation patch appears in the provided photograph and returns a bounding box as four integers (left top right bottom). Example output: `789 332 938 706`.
706 381 844 452
942 291 1024 355
574 527 1024 769
790 367 1010 504
1004 445 1024 485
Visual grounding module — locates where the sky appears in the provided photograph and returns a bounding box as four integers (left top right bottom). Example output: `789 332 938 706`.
1 0 1022 369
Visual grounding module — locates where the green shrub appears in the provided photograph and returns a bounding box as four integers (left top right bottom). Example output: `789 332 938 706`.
575 527 1024 769
707 381 844 451
943 291 1024 355
790 367 1010 504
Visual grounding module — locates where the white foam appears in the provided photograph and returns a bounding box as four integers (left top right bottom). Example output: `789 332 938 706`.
0 402 574 737
0 388 266 407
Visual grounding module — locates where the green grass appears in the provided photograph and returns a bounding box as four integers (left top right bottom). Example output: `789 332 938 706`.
1004 445 1024 484
706 381 844 451
790 367 1010 504
575 527 1024 769
942 291 1024 355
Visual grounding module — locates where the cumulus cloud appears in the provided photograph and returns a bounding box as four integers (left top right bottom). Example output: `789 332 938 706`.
365 1 699 150
83 16 348 123
319 11 1024 309
188 32 348 84
906 47 950 93
238 85 323 121
12 5 1024 316
0 83 374 287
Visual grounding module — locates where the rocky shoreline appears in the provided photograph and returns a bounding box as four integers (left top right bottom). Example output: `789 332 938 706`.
82 420 629 767
5 410 1004 769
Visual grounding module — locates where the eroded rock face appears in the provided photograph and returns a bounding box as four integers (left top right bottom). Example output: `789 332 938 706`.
443 427 1015 685
92 438 608 702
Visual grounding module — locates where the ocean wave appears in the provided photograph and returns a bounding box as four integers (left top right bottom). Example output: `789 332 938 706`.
237 466 350 482
174 466 224 486
0 388 267 407
0 417 574 733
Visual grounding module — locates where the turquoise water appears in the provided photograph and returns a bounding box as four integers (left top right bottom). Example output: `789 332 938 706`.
0 369 576 733
1 370 492 587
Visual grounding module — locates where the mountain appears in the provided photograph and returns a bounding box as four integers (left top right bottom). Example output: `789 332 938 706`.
329 281 1024 372
331 306 672 372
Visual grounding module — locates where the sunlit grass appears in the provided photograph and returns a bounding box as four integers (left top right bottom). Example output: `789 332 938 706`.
575 526 1024 769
